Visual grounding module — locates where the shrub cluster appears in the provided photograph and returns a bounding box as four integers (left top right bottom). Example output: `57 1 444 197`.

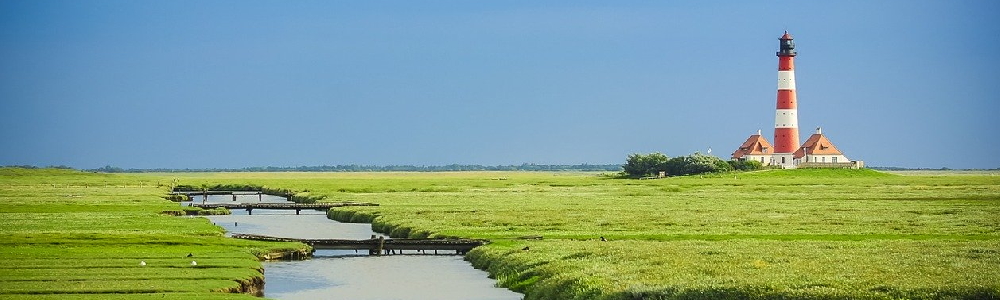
728 159 765 171
622 153 670 177
623 152 759 177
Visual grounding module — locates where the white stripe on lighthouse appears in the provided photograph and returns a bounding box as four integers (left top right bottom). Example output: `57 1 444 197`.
774 109 798 128
777 71 796 90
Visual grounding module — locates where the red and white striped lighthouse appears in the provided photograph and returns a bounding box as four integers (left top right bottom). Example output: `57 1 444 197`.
773 31 800 166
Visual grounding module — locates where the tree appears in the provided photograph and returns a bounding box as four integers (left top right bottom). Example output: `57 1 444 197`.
623 152 749 178
95 165 124 173
664 153 732 176
728 160 764 171
622 153 670 177
713 158 734 173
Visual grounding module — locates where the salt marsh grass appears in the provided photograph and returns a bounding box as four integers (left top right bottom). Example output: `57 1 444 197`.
0 169 304 299
153 169 1000 299
8 169 996 299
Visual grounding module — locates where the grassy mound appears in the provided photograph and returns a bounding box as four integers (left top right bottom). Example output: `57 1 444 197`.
741 168 894 178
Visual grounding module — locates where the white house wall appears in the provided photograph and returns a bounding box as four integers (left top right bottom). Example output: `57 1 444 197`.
804 155 849 164
745 155 771 165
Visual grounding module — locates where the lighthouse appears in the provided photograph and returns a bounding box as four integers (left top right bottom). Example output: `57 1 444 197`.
730 32 860 169
772 31 800 167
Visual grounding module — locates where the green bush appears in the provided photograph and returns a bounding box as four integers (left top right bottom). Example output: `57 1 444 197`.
728 160 764 171
162 194 190 202
665 153 731 176
622 153 670 177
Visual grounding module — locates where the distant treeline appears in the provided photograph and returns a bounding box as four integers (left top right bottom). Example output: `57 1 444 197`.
81 164 623 173
4 165 75 170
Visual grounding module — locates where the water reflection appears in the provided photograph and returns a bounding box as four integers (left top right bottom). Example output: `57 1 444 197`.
266 255 521 300
184 194 377 239
186 194 522 300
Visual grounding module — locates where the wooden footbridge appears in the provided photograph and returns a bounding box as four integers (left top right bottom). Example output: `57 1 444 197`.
232 233 486 255
190 202 378 215
174 191 266 196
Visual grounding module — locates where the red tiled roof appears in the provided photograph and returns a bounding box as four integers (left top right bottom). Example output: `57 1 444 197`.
731 134 773 159
793 133 843 159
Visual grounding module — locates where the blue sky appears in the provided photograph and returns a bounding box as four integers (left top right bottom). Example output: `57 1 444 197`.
1 1 998 169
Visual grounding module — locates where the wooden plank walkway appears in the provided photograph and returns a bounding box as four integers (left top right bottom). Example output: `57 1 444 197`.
191 202 378 214
231 233 485 255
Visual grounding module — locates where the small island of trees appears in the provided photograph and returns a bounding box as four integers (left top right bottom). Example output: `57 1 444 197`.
621 152 763 178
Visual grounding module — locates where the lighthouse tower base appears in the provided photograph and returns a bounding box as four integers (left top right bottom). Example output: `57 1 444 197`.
772 153 797 169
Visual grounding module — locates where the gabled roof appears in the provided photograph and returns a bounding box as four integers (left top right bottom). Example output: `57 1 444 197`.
793 129 845 159
731 133 773 159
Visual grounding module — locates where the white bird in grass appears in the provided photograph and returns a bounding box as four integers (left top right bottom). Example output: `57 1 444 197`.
191 261 197 266
140 261 146 266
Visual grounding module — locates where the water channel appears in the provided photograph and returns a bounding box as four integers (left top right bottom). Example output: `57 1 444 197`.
183 194 523 300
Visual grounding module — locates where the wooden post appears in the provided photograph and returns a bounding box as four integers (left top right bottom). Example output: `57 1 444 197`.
376 236 385 256
232 194 237 201
258 192 262 201
296 209 301 215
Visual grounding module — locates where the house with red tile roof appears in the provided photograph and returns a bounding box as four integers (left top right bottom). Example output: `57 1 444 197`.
793 127 850 165
731 127 856 168
731 130 774 165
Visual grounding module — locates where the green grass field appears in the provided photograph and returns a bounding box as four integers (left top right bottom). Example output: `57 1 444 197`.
0 168 305 300
141 169 1000 299
3 168 998 299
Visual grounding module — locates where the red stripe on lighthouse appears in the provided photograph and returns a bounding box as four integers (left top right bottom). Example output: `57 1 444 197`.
773 128 800 153
776 90 796 109
778 56 794 71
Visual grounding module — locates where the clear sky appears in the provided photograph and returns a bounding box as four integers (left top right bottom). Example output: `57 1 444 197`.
1 1 998 169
